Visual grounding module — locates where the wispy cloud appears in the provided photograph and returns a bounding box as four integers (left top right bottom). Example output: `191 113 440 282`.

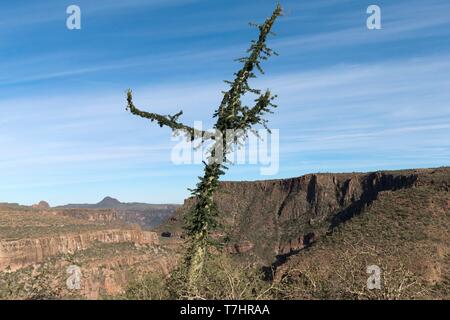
0 0 203 29
276 1 450 54
1 0 449 204
2 54 449 177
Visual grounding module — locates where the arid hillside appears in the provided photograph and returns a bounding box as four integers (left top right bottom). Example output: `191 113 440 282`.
274 177 450 299
57 197 180 229
159 167 450 298
0 204 178 299
1 167 449 299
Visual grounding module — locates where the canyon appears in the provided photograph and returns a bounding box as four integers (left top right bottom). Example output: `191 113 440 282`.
57 197 180 229
0 229 159 271
160 167 449 297
1 167 449 299
0 203 179 299
161 168 425 263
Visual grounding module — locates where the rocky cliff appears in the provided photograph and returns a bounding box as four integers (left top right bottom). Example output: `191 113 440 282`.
0 229 159 271
0 204 178 299
51 208 119 223
162 168 449 264
0 240 179 299
57 197 180 229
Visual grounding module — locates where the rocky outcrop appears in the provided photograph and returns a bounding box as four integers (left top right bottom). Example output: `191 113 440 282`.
278 232 316 255
32 201 50 209
0 241 180 299
227 240 255 254
52 208 119 223
0 229 159 271
164 169 425 264
78 248 177 299
57 197 180 229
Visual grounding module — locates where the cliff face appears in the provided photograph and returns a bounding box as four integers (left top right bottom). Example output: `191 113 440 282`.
0 229 159 271
163 168 444 264
273 170 450 299
78 249 175 299
57 198 180 229
51 208 119 223
0 240 180 300
0 203 180 299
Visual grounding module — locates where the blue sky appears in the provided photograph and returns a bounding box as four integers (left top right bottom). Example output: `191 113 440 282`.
1 0 450 205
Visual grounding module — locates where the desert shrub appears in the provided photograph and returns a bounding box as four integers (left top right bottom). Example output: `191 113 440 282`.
0 264 63 300
118 274 170 300
120 252 275 300
170 252 275 300
274 242 430 300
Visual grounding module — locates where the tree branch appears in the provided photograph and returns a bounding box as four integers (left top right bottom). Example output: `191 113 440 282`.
126 90 212 141
213 4 282 127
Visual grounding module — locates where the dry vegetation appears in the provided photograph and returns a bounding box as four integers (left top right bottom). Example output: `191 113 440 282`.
0 205 114 240
120 169 450 300
118 252 274 300
1 168 449 300
276 181 449 299
0 241 172 300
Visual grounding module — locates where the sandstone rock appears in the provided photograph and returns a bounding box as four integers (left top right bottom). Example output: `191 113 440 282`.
0 229 159 271
278 232 316 254
53 208 119 222
32 201 50 209
165 170 419 264
228 240 254 254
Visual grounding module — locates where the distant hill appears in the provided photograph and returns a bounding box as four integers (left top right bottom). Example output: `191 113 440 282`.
58 197 180 229
0 202 20 207
95 196 121 208
59 196 176 210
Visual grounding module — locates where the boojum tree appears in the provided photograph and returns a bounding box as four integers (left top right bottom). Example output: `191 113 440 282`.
126 4 283 289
